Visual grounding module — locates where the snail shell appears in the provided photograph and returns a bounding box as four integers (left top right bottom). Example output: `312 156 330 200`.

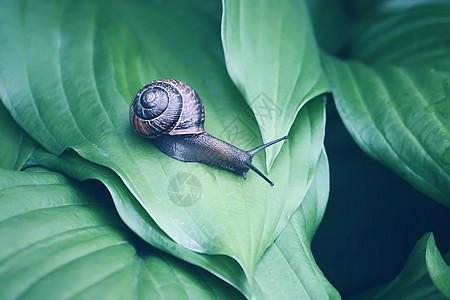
129 79 205 138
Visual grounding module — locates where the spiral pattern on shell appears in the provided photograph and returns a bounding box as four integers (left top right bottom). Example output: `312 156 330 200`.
130 79 205 138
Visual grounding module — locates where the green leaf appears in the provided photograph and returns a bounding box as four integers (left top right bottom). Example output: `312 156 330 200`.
349 2 450 66
321 2 450 206
0 102 37 170
28 147 250 296
0 168 243 299
323 55 450 206
0 0 326 278
252 150 341 299
28 146 337 298
221 0 330 169
351 233 450 299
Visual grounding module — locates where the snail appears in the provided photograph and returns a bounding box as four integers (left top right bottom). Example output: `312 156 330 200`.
129 79 287 186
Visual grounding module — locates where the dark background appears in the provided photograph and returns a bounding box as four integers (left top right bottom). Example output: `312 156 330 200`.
312 98 450 297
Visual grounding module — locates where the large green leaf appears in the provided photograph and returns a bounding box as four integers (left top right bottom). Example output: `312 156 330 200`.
322 2 450 206
28 147 250 296
0 102 37 170
323 56 450 206
0 168 242 299
349 2 450 66
351 233 450 299
221 0 329 169
0 0 326 279
252 151 340 299
29 146 338 299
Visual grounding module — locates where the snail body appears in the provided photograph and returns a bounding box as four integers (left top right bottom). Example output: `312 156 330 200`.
130 79 287 186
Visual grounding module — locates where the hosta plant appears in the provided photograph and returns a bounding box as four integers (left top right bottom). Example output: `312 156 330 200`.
0 0 449 299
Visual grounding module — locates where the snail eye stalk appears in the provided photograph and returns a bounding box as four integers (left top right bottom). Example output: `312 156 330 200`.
247 136 288 158
245 136 287 186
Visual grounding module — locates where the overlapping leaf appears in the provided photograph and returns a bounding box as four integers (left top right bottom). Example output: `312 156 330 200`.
323 56 450 206
2 92 335 298
221 0 330 169
349 2 450 66
2 0 448 298
0 0 326 279
322 2 450 205
252 151 340 299
0 168 242 299
1 98 343 298
0 102 36 170
28 148 250 296
28 145 338 299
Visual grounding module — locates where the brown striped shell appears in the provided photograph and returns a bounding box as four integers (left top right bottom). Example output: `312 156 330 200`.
129 79 205 138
